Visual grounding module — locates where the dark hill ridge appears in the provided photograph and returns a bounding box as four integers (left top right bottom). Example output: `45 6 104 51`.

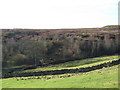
1 26 119 32
2 27 119 41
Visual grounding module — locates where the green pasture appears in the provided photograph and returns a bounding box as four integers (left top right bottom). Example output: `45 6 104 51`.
2 65 119 88
22 55 118 72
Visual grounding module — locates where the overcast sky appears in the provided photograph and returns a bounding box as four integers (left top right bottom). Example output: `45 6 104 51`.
0 0 119 29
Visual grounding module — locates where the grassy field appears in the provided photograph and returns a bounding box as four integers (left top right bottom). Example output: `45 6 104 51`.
22 55 118 72
2 65 119 88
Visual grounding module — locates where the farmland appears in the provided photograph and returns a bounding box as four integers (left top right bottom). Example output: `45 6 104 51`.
2 55 119 78
2 65 119 88
2 55 120 88
21 55 118 72
1 26 119 88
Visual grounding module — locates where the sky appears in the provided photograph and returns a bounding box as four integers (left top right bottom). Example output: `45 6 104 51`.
0 0 119 29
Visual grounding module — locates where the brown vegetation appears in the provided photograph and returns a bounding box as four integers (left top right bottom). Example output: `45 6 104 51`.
2 27 119 75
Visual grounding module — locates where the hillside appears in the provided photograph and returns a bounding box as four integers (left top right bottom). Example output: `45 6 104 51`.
2 65 119 88
2 55 119 78
1 26 119 88
103 25 120 28
2 26 119 77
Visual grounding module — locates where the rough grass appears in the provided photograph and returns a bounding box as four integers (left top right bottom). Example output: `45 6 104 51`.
22 55 118 72
103 25 119 28
2 65 119 88
0 79 2 89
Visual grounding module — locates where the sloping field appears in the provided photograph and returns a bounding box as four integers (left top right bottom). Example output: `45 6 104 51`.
22 55 118 72
2 55 119 78
2 65 119 88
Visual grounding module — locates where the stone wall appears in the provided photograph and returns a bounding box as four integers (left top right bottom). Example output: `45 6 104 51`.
3 59 120 78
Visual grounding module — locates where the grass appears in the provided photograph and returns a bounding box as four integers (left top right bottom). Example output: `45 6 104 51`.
0 79 2 89
22 55 118 72
2 65 119 88
103 25 119 28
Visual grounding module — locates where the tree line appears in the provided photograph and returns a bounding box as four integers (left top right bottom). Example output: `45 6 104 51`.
2 30 119 68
